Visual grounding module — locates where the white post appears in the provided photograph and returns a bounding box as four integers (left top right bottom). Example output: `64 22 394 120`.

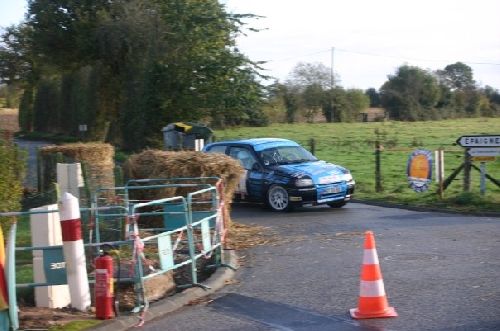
57 163 84 198
434 150 444 183
31 204 71 308
195 139 205 151
435 149 445 198
58 193 91 311
479 162 486 195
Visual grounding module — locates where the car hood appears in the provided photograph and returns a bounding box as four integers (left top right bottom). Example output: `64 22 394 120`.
273 161 348 184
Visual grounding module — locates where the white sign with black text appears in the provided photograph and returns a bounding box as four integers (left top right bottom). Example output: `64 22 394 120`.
467 147 500 157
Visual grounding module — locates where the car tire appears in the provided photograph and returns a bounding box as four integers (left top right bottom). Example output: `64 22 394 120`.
327 200 347 208
266 185 292 211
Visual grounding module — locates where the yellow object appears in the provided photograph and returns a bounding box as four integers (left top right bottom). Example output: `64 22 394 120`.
472 156 496 162
174 122 192 132
409 154 430 180
0 227 8 310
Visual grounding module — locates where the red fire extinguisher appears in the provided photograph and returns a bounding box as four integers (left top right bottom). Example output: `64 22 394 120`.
95 253 114 320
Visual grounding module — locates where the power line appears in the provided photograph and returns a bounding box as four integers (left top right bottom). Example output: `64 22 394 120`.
334 47 500 66
266 49 330 63
266 46 500 67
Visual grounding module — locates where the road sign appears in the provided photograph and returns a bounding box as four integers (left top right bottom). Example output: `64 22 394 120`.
471 156 496 162
467 147 500 157
456 135 500 147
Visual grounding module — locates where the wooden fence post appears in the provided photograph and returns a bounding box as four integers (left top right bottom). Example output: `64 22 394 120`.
436 149 444 199
309 138 316 156
463 149 471 192
375 140 383 192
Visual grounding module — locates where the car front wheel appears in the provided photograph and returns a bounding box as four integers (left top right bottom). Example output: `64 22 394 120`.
266 185 291 211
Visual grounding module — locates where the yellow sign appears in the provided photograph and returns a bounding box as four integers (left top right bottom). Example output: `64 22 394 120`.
471 156 496 162
407 150 433 192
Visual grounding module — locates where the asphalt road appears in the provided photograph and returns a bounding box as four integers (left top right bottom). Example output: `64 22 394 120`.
14 138 52 189
131 202 499 330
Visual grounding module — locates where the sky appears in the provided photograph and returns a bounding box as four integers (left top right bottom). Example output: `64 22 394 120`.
1 0 499 90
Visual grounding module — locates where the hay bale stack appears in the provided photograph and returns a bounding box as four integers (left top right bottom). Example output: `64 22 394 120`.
40 143 115 195
123 149 244 225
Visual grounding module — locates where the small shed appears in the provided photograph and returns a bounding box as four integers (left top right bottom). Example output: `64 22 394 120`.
359 108 387 122
162 122 213 150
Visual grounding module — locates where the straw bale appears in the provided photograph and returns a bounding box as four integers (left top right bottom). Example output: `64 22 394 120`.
40 142 115 194
123 149 245 225
40 142 114 165
124 149 243 199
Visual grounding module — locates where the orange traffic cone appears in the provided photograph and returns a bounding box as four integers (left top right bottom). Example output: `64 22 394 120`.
350 231 398 319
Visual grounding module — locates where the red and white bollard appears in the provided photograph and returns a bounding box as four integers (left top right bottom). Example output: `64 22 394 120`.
58 192 91 311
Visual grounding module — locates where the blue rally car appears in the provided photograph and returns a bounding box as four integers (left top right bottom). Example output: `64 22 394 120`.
203 138 355 211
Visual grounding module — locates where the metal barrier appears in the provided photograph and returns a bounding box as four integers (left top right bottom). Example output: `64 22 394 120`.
187 186 227 274
1 207 133 330
127 196 188 317
124 177 220 231
125 182 225 317
0 176 233 329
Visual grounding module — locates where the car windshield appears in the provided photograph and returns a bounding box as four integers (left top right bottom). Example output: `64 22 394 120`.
257 146 318 166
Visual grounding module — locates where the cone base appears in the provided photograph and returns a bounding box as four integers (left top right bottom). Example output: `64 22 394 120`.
349 306 398 319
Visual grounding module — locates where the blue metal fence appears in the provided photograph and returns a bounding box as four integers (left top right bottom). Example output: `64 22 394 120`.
0 177 232 330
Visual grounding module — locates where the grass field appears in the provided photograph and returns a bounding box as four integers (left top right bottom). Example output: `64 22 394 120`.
213 118 500 213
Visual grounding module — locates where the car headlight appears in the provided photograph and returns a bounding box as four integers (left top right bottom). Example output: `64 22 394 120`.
295 178 313 187
343 173 354 184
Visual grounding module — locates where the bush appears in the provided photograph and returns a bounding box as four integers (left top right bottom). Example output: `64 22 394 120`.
0 140 25 231
452 192 484 206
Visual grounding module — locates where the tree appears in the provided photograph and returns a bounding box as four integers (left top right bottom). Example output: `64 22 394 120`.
436 62 475 91
380 65 440 121
283 62 369 123
18 87 34 131
480 86 500 116
26 0 110 71
365 88 381 107
302 83 323 123
434 62 484 119
345 88 369 121
283 86 301 124
320 88 368 122
6 0 268 149
285 62 332 122
0 24 34 85
287 62 331 89
262 81 288 123
325 88 348 122
32 77 59 132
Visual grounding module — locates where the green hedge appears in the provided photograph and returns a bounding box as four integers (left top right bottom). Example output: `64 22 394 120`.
0 139 25 231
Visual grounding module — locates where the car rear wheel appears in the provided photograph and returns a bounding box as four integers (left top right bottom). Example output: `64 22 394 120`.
327 200 347 208
266 185 291 211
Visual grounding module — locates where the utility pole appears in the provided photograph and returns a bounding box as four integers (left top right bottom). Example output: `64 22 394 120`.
375 140 383 192
330 47 335 122
330 47 335 89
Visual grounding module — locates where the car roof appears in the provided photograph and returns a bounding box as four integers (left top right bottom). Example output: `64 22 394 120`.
206 138 300 152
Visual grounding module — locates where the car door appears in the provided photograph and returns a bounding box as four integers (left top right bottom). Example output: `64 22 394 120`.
228 146 265 199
